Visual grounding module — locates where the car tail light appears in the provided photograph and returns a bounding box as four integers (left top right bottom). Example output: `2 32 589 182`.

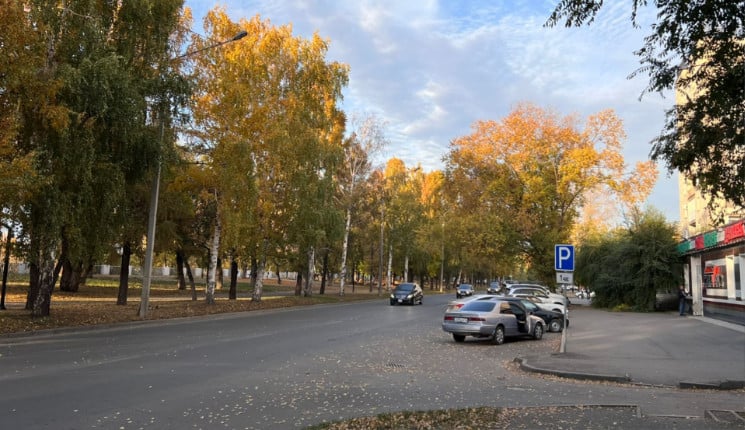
444 315 454 321
468 317 485 322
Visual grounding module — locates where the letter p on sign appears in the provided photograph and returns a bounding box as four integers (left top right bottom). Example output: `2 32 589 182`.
555 244 574 271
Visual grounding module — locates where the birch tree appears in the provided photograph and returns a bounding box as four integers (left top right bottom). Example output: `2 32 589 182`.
189 9 348 302
336 114 386 295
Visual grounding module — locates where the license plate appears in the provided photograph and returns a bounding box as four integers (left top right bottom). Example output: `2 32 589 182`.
398 299 402 303
454 317 468 323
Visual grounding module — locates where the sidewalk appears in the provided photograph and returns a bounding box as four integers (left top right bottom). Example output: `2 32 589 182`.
516 306 745 389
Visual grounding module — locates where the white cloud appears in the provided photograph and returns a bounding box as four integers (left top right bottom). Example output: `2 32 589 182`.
185 0 680 222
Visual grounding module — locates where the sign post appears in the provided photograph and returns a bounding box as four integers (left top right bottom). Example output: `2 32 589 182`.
555 244 574 353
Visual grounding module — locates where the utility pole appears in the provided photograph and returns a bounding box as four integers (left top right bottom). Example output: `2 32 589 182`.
139 30 248 318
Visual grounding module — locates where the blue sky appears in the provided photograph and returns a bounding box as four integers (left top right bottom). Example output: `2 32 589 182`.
184 0 679 223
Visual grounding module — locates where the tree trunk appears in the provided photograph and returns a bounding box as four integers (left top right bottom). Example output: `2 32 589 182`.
386 243 392 291
117 242 131 305
59 259 73 291
229 257 237 300
60 259 83 292
295 271 302 296
404 254 410 283
251 249 266 302
53 235 67 291
369 242 375 293
31 246 56 317
378 209 384 295
184 259 196 301
320 250 328 295
26 262 39 310
176 250 186 290
339 206 352 296
0 229 12 310
250 257 258 289
303 247 315 297
80 261 93 287
216 257 223 290
205 217 221 305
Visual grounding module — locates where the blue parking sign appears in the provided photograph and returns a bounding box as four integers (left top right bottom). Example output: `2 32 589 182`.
555 244 574 271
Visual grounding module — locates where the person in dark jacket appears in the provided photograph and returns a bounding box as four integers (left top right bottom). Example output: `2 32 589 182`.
678 286 688 316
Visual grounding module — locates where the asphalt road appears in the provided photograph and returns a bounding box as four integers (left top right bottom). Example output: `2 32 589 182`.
0 293 742 429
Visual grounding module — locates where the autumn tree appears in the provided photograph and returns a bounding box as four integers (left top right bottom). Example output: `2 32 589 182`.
446 103 656 286
0 1 42 231
189 9 348 302
6 1 187 316
414 170 450 290
380 159 425 285
336 114 386 295
547 0 745 208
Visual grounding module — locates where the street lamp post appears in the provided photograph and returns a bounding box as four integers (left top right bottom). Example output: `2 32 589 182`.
138 30 248 318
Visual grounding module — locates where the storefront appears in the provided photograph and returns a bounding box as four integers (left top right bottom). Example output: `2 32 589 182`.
678 219 745 325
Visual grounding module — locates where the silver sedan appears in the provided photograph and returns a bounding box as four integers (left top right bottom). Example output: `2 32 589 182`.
442 298 545 345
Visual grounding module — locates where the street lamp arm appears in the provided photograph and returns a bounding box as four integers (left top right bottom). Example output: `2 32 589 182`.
175 30 248 60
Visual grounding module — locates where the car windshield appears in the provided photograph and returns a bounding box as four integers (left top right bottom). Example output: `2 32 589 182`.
460 301 495 312
459 285 472 290
521 300 538 311
395 284 414 292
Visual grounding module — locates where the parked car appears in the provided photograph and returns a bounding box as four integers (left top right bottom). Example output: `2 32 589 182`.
446 294 493 312
487 282 501 294
389 283 423 305
456 283 475 298
504 297 567 332
506 284 569 307
521 296 568 315
442 298 545 344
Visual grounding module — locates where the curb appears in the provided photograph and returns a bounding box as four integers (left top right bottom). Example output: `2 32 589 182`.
514 356 632 383
516 356 745 391
679 380 745 390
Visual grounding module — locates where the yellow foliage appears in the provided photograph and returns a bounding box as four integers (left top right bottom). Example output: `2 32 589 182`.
448 102 657 233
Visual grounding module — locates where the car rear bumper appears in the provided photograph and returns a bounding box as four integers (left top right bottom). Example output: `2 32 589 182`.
442 323 493 337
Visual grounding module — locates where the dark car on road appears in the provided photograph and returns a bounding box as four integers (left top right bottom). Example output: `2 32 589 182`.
456 283 475 298
487 282 501 294
389 283 423 305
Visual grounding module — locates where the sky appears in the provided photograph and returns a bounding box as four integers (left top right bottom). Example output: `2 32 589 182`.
184 0 680 223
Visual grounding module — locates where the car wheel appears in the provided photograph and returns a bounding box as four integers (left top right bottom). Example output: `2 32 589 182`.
390 301 395 306
491 326 505 345
533 323 544 340
549 319 562 332
453 334 465 343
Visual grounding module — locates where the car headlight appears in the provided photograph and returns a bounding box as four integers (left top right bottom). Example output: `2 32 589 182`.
407 294 413 299
390 294 395 299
